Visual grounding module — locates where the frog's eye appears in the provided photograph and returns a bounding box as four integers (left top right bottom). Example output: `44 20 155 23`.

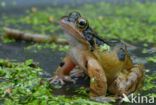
76 18 88 29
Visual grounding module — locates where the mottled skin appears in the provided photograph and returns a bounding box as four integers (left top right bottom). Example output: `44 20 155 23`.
50 12 144 102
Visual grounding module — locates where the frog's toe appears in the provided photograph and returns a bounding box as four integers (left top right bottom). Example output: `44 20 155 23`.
48 76 76 85
64 76 76 84
48 76 65 85
70 68 84 78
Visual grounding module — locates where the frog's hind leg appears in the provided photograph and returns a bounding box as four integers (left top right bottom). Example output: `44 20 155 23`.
70 66 85 78
108 64 144 96
86 57 115 102
86 57 107 97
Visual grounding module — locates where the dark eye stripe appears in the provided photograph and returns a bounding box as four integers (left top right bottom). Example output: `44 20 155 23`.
83 27 105 46
68 11 81 22
96 38 105 45
117 48 126 61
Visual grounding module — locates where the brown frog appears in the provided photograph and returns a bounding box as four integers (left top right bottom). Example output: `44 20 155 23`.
49 12 144 102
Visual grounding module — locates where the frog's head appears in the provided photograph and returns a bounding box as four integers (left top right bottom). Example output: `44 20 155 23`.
60 11 91 44
60 11 109 50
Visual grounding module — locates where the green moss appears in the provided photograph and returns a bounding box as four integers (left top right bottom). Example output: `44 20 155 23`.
142 73 156 98
146 56 156 63
0 59 111 105
0 58 156 104
25 43 69 52
1 37 15 43
74 87 88 97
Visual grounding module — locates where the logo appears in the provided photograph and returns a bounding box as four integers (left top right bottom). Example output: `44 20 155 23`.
122 93 155 104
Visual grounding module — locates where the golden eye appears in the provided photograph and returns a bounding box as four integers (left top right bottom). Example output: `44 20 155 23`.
76 18 88 29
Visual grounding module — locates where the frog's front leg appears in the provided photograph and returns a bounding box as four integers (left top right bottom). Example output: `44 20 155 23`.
109 64 144 96
49 55 76 85
70 66 85 78
86 57 114 102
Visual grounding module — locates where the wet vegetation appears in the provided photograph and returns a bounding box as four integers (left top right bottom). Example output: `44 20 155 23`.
0 1 156 105
0 59 111 105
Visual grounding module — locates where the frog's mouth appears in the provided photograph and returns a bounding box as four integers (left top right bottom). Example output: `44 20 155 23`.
60 16 87 44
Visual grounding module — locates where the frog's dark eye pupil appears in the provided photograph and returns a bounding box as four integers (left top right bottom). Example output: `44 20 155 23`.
79 20 86 26
77 18 88 29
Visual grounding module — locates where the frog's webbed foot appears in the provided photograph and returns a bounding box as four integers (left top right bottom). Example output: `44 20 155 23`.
48 75 76 85
90 96 116 103
109 64 144 96
70 66 85 78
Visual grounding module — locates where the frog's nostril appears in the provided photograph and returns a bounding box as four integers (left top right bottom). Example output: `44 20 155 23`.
60 16 68 23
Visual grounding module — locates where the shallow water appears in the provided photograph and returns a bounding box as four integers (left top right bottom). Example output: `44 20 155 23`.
0 41 64 73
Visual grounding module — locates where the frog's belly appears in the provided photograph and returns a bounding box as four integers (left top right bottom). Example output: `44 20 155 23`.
100 52 125 82
69 47 86 70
